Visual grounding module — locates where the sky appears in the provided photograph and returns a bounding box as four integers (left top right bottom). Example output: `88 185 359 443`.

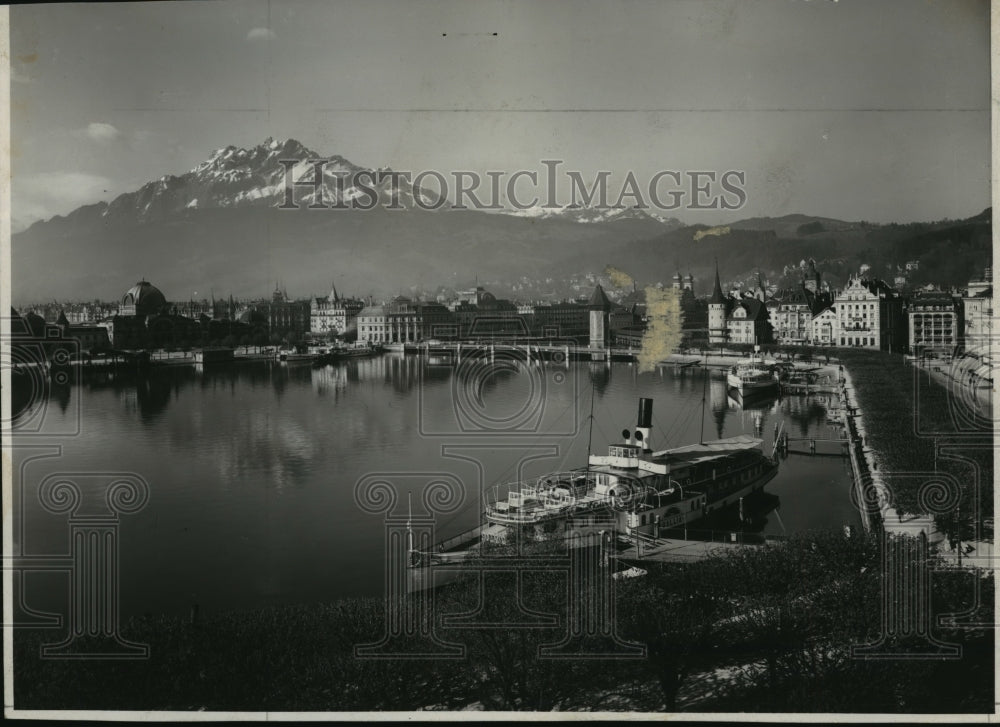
9 0 991 230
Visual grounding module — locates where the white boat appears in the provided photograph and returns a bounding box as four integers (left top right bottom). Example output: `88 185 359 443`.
727 348 779 395
411 397 781 565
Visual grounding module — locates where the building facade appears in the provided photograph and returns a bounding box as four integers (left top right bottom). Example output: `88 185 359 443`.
811 306 837 345
963 269 993 353
311 286 365 337
251 287 311 339
707 263 772 345
357 297 455 344
55 312 111 353
833 276 906 351
907 290 962 356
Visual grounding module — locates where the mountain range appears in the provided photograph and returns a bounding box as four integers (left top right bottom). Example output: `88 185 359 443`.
12 138 992 303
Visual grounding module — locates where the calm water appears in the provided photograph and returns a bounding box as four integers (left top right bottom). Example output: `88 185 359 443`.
13 355 858 619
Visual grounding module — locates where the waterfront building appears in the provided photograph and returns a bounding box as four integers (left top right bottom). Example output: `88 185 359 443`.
770 262 833 345
101 280 201 349
811 305 837 345
249 286 311 339
119 280 168 317
532 299 590 340
451 290 522 338
963 268 993 353
771 288 813 345
311 285 365 338
907 290 963 356
357 297 455 344
357 305 387 343
833 276 906 351
55 311 111 353
707 262 773 346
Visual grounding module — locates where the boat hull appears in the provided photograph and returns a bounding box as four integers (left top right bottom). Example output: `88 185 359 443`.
727 372 778 395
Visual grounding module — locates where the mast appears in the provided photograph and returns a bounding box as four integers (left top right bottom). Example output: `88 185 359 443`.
406 490 413 557
699 365 708 445
586 374 596 462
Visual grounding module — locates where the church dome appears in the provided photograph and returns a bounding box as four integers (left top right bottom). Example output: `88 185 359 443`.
120 280 167 317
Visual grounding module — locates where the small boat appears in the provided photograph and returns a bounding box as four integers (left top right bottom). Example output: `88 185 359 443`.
727 347 779 396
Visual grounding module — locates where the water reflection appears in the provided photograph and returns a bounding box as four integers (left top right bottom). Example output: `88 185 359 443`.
13 356 860 619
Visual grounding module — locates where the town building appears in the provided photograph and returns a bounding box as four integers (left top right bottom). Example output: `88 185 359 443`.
249 286 311 339
707 263 773 346
532 300 590 340
907 290 963 356
833 276 906 351
963 268 993 353
311 285 365 338
356 297 455 344
100 280 201 349
451 290 523 338
811 306 837 345
769 260 834 345
55 312 110 353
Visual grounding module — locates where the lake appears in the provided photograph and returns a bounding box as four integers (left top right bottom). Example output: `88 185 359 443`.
12 354 859 619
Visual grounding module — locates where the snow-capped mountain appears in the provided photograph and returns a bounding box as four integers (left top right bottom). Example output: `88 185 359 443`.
501 204 682 227
29 137 683 230
90 137 447 226
13 137 687 301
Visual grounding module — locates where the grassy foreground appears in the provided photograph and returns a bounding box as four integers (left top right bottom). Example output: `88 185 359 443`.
13 532 994 713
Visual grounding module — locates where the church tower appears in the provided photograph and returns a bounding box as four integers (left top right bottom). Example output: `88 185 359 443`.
708 260 728 345
804 259 820 294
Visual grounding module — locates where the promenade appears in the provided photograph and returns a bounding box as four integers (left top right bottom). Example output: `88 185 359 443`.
911 354 993 415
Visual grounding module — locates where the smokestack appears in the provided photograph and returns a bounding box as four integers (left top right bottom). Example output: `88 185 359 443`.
636 398 653 452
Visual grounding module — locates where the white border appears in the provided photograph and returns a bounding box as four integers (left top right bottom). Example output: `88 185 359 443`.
2 0 999 721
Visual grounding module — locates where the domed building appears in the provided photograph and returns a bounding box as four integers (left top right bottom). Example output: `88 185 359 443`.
102 279 200 350
120 280 167 318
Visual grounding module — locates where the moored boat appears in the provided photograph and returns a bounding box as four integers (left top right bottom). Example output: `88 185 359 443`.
726 347 779 395
412 397 780 565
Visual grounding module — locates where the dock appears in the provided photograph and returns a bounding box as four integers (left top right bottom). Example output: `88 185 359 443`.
779 435 849 457
615 536 756 563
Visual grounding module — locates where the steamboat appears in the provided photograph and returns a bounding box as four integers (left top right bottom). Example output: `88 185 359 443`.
412 397 780 565
726 347 780 397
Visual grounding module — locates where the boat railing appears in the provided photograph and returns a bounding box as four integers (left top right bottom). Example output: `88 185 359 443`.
485 469 670 525
485 470 599 508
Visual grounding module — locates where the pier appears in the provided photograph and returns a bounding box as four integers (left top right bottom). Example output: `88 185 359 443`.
779 436 850 457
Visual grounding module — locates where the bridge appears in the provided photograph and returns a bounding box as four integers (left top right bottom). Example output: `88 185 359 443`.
420 340 642 363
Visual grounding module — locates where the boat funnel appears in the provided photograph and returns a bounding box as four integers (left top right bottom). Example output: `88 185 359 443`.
636 398 653 452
